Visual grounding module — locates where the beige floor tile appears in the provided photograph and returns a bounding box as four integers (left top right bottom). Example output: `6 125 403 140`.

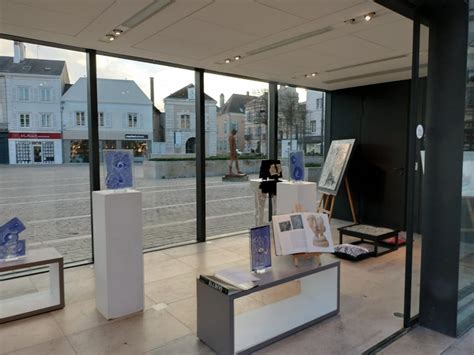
144 259 195 284
166 297 197 333
67 309 191 354
177 249 246 271
63 276 96 305
143 251 172 266
0 277 37 300
6 337 76 355
0 314 64 354
161 242 219 258
146 334 215 355
145 273 196 304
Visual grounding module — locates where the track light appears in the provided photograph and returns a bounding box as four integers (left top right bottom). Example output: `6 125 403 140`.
364 12 375 21
113 29 123 36
311 73 317 77
225 58 231 64
234 55 241 61
106 34 115 41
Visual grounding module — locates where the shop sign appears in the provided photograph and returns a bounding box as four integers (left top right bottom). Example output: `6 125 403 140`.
8 132 62 139
125 134 148 139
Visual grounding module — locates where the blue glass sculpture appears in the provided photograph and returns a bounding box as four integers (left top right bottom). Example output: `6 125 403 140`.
0 217 26 260
104 150 134 189
289 150 305 181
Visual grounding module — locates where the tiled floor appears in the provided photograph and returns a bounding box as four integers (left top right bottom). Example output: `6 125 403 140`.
0 219 467 354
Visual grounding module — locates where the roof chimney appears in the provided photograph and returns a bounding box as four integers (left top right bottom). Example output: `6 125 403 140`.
246 91 249 96
220 93 225 108
150 77 155 105
13 41 26 64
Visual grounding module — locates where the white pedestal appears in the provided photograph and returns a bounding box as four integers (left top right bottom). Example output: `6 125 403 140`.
276 181 317 214
93 189 144 320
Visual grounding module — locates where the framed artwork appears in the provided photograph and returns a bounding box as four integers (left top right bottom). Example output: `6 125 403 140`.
289 151 305 181
318 139 355 195
104 149 134 190
249 225 272 272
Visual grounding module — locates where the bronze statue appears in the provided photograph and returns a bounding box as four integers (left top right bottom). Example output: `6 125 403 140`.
228 128 245 176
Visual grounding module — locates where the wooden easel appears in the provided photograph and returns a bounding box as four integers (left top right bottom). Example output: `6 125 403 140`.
318 176 357 224
291 203 322 267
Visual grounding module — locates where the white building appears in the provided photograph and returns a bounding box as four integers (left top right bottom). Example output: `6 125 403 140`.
61 78 153 162
163 84 217 156
1 42 69 164
305 90 324 154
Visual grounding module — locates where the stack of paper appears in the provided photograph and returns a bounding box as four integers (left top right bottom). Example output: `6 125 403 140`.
214 268 260 290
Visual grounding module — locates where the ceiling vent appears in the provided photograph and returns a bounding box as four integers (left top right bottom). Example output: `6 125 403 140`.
325 55 409 73
246 26 333 56
122 0 174 29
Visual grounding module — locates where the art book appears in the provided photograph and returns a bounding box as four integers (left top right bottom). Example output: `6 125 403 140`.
272 213 334 255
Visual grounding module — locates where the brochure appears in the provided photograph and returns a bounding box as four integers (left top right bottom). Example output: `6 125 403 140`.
272 212 334 255
214 268 260 290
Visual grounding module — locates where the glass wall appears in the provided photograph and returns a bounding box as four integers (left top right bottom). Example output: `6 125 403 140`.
277 86 325 178
0 39 91 264
458 1 474 333
204 73 269 238
96 55 196 250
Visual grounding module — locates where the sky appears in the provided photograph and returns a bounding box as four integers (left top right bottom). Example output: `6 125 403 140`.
0 39 308 111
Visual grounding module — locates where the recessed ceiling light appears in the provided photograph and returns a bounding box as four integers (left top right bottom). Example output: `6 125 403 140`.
305 74 310 78
234 55 241 61
106 34 115 41
311 73 317 77
113 29 123 36
364 12 375 21
225 58 231 64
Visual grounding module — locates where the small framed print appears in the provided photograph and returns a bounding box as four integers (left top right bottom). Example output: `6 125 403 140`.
250 225 272 272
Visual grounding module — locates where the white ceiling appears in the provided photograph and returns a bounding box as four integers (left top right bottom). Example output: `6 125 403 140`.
0 0 428 91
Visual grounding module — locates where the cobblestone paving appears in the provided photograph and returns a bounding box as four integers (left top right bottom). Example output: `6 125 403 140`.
0 164 264 264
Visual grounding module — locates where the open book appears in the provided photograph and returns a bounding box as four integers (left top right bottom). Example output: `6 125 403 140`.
272 212 334 255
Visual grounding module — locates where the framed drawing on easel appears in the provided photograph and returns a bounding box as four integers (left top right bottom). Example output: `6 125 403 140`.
318 139 355 195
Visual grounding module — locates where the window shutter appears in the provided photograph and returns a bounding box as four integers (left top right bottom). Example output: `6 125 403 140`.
32 88 38 102
106 113 112 128
139 114 143 129
122 113 127 129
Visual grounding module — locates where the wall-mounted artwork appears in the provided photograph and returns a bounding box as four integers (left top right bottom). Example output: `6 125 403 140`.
0 217 26 260
104 150 134 190
289 151 305 182
318 139 355 195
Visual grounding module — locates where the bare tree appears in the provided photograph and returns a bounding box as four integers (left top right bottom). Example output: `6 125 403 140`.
278 88 307 152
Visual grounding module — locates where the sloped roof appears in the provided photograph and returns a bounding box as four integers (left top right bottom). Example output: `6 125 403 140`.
62 78 151 105
0 56 65 76
220 93 257 115
165 83 216 102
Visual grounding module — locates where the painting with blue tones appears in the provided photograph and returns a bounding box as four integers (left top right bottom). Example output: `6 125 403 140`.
289 150 305 181
249 225 272 272
104 150 134 190
0 217 26 260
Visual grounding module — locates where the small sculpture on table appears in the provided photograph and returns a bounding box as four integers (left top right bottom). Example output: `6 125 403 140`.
0 217 26 261
289 150 305 182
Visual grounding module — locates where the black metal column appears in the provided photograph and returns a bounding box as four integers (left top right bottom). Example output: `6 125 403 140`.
403 17 420 329
195 69 206 243
86 49 100 262
420 0 468 337
268 82 278 160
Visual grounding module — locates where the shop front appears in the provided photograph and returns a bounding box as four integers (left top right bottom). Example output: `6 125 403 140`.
8 132 62 164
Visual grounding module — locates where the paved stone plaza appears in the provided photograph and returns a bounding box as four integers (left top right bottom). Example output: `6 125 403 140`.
0 164 261 264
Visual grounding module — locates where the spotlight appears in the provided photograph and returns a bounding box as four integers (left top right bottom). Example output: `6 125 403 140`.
311 73 317 77
364 12 375 21
225 58 231 64
305 74 310 78
106 34 115 41
234 55 241 61
113 29 123 36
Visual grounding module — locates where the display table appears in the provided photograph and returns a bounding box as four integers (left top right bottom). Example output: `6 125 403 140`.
276 181 318 214
93 189 144 320
197 257 340 354
338 224 400 257
0 248 64 324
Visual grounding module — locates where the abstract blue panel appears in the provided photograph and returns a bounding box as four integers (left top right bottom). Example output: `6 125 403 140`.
0 217 26 260
250 225 272 272
289 150 305 181
104 150 134 190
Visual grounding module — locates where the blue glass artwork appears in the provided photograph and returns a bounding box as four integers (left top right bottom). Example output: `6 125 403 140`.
104 150 134 189
250 225 272 272
0 217 26 260
289 150 305 181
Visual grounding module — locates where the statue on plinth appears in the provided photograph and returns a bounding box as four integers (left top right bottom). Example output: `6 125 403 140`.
227 129 246 177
